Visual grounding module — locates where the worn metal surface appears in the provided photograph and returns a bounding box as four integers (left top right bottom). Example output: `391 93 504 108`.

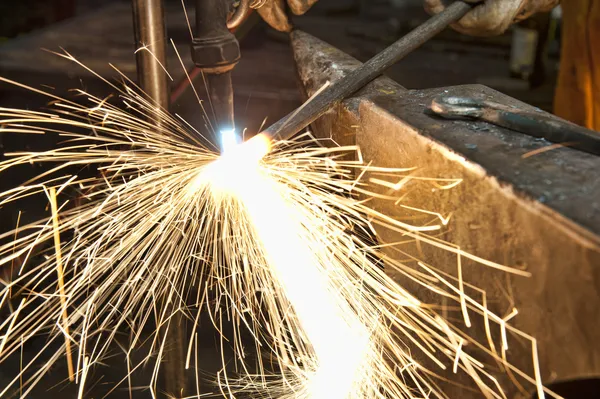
291 30 600 397
262 1 472 141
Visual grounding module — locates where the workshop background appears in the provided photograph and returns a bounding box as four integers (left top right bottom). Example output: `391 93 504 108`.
0 0 563 125
0 0 598 398
0 0 566 231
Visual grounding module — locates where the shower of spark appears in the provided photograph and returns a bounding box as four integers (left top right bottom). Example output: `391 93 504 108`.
0 57 557 399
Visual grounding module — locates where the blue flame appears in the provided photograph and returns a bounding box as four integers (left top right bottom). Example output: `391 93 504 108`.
220 128 238 153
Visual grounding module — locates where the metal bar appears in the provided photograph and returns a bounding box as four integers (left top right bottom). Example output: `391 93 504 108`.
131 1 186 397
131 0 170 112
192 0 240 136
261 0 473 141
160 307 188 398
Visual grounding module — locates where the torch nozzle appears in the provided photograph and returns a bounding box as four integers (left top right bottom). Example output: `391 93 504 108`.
205 70 235 140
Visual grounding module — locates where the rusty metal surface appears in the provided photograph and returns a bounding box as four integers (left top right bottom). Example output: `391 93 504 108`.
291 29 600 396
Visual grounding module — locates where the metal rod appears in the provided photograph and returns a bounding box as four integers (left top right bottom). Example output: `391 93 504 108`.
205 71 236 131
192 0 240 137
132 1 186 397
262 1 473 141
132 0 170 112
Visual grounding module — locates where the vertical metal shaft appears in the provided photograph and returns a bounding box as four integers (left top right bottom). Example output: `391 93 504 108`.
132 1 187 397
132 0 170 112
205 71 235 132
192 0 240 142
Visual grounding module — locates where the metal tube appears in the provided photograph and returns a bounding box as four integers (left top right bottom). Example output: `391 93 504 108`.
192 0 240 139
227 0 251 29
261 1 473 141
132 0 170 112
132 1 186 397
205 71 236 131
195 0 231 39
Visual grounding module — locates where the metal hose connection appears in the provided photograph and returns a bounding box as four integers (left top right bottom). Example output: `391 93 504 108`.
227 0 251 29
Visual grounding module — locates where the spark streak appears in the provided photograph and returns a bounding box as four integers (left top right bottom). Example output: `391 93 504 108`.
0 59 560 399
201 142 373 398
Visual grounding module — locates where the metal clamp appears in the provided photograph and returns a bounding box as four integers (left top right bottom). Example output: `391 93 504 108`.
430 94 600 156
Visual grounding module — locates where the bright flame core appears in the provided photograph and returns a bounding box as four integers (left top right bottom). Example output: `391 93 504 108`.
192 133 373 399
188 133 271 196
233 166 372 399
220 128 239 153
